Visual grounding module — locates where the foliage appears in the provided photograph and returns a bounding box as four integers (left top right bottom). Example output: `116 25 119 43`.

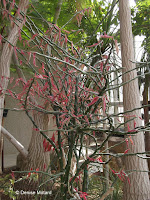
0 173 16 199
30 0 119 47
132 0 150 61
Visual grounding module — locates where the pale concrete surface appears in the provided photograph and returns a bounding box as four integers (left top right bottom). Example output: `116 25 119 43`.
3 153 18 168
3 71 33 155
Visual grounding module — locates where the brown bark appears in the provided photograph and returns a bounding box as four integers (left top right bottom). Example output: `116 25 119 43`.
119 0 150 199
0 0 29 173
17 110 50 171
143 73 150 172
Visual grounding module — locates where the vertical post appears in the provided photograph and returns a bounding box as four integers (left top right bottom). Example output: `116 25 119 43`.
143 73 150 172
119 0 150 199
113 72 119 127
112 49 119 127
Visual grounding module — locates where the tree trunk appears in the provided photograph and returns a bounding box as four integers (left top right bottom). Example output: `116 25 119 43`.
0 0 29 173
143 72 150 172
12 40 53 172
17 110 50 171
119 0 150 199
13 0 63 171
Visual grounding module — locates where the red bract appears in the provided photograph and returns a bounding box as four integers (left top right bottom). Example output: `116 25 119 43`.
88 157 95 162
7 89 15 98
87 96 99 107
87 42 100 48
110 169 130 185
33 52 37 67
100 32 113 39
59 29 61 42
27 172 31 178
60 117 71 127
43 134 56 152
97 156 103 163
127 124 130 132
33 128 40 131
27 168 33 178
11 0 15 8
2 10 8 20
34 74 46 80
11 171 15 179
106 65 110 71
93 131 95 136
127 124 136 133
76 13 84 27
43 139 49 152
100 62 103 72
134 120 136 129
129 136 134 145
3 0 6 10
14 46 18 59
39 39 43 48
47 144 52 151
51 77 59 94
65 34 68 44
53 34 57 42
79 191 88 200
125 138 129 148
42 82 49 92
51 133 55 143
84 115 89 125
74 188 88 200
102 96 106 113
19 60 22 65
32 33 38 40
124 149 129 154
27 51 31 63
43 163 46 170
13 78 23 87
86 7 92 17
9 15 13 24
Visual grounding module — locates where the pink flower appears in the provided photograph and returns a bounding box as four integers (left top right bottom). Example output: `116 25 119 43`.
11 171 15 179
79 192 88 200
110 169 130 185
124 149 129 154
97 156 103 163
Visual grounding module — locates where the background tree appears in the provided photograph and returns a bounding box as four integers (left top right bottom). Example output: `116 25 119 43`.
0 0 29 174
132 0 150 170
119 0 150 199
